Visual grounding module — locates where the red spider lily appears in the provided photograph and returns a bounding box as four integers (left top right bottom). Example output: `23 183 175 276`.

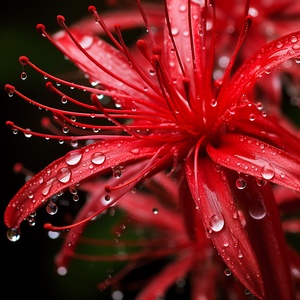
4 0 300 299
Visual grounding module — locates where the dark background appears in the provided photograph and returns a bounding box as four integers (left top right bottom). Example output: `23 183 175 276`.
1 1 125 299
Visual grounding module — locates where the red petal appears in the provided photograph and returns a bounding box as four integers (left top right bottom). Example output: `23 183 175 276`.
207 133 300 192
219 30 300 112
135 252 194 300
52 28 158 110
233 178 295 299
4 137 162 230
185 154 264 299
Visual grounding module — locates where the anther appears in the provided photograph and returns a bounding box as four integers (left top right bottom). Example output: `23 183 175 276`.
4 84 15 94
36 24 46 36
57 15 66 28
88 5 97 14
19 56 29 66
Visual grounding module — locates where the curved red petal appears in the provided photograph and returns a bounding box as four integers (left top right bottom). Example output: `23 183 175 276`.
185 154 264 299
135 252 194 300
233 177 295 299
207 133 300 192
4 137 162 230
219 30 300 112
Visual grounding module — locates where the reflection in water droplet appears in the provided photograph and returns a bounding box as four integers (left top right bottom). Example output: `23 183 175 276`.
42 179 54 196
65 149 83 166
46 201 58 215
91 152 106 165
57 167 72 183
236 176 247 190
7 228 20 242
249 197 267 220
260 163 275 180
209 213 225 232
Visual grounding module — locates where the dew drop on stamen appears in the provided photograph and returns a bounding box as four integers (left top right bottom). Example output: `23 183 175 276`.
20 71 27 80
7 228 20 242
24 129 32 138
209 213 225 232
91 152 106 165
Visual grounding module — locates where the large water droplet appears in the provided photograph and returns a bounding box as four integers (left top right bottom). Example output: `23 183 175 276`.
7 228 20 242
65 149 83 166
260 163 275 180
249 197 266 220
57 167 72 183
91 152 106 165
209 213 225 232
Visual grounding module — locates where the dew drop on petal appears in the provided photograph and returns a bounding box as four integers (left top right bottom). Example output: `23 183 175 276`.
65 149 83 166
42 179 54 196
91 152 106 165
57 167 72 183
224 268 231 276
236 176 247 190
260 163 275 180
46 201 58 215
7 228 20 242
249 197 267 220
209 213 225 232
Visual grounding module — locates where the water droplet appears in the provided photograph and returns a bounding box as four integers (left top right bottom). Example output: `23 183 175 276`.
209 213 225 232
224 268 231 276
211 99 218 107
260 163 275 180
62 126 69 134
171 27 179 36
7 228 20 242
20 71 27 80
249 197 266 220
46 201 58 215
57 266 68 276
91 152 106 165
152 208 159 214
57 167 72 183
24 129 32 138
65 149 83 166
42 179 54 196
291 36 298 43
236 176 247 189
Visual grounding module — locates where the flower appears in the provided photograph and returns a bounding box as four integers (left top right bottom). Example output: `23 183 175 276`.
4 1 300 299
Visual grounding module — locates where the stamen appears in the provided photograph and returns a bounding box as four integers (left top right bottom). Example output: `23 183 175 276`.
18 56 165 108
113 24 163 96
153 55 199 136
55 15 164 99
